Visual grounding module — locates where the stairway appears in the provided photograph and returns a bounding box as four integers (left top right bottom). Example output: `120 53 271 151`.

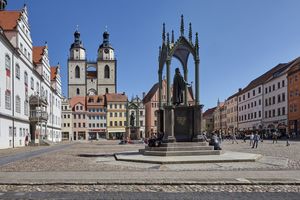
140 142 221 156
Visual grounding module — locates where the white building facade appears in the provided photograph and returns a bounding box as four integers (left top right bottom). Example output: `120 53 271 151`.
263 65 291 134
0 4 62 149
238 84 263 131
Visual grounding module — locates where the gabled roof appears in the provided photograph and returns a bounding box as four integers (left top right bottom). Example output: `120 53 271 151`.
203 107 216 117
240 63 288 94
33 46 45 65
50 67 57 81
105 93 127 102
227 90 241 100
143 82 159 104
69 96 86 108
0 11 21 31
87 95 105 106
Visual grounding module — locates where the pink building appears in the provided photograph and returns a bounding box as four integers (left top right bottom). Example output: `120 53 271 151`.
70 96 87 140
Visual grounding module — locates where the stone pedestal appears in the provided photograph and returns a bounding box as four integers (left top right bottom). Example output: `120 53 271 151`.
162 105 203 142
126 127 140 140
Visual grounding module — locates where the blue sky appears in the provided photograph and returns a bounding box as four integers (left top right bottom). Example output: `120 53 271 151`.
7 0 300 110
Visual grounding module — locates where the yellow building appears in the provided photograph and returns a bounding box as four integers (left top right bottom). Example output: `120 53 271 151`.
106 93 127 139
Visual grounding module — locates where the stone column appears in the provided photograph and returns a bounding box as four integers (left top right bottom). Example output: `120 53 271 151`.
184 67 188 106
163 106 175 143
195 58 200 105
158 71 162 109
166 59 171 106
193 104 203 142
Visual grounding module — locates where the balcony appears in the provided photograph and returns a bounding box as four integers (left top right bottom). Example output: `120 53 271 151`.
29 94 48 107
29 110 48 122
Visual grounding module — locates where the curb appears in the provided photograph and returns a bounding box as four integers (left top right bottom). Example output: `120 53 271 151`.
0 181 300 186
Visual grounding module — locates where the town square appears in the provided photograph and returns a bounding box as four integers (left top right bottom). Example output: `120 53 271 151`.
0 0 300 199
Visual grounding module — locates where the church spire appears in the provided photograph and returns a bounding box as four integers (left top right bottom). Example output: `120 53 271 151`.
180 15 184 36
102 29 110 47
70 26 84 50
0 0 7 10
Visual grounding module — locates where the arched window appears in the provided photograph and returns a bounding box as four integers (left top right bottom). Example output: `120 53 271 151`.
104 65 110 79
76 88 80 95
106 88 109 94
75 66 80 78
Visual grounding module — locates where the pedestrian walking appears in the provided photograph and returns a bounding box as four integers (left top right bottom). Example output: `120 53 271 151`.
218 131 223 144
232 132 238 144
252 132 260 148
286 132 291 146
249 132 254 147
25 134 29 146
272 130 278 144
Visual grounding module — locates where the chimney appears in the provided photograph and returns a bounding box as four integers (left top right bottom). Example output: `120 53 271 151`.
142 92 146 99
238 88 242 92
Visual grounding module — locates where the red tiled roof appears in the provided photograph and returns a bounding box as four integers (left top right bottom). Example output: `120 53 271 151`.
105 93 127 102
50 67 57 81
240 61 294 94
87 95 105 106
203 107 216 117
69 96 86 108
32 46 45 65
142 82 159 104
0 11 21 31
87 71 97 79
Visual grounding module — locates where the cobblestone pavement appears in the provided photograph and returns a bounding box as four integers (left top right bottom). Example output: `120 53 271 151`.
0 139 299 172
0 184 300 192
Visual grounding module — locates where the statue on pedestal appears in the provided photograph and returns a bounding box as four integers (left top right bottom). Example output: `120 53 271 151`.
172 68 189 106
130 112 135 127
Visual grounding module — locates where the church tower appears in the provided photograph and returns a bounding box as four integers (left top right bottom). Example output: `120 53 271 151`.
68 29 87 98
97 30 116 94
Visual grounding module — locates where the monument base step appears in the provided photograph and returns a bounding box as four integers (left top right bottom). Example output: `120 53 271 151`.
160 142 209 147
143 150 221 156
145 146 214 151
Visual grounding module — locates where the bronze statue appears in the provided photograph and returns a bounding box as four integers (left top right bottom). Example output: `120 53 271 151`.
172 68 188 106
130 112 135 127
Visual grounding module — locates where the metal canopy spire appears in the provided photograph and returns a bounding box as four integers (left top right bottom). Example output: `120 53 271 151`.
167 32 170 47
180 15 184 36
162 23 166 42
189 23 192 42
171 30 174 43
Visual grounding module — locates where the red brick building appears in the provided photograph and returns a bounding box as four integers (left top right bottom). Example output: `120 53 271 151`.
288 62 300 135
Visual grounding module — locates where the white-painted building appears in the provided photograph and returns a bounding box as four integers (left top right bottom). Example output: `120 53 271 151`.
237 63 292 133
0 4 62 149
238 83 263 131
263 63 292 134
